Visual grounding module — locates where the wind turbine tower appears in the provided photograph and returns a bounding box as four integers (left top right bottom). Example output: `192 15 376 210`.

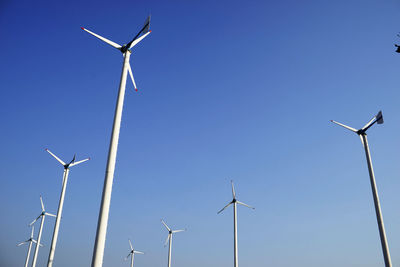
81 16 151 267
161 220 186 267
331 111 392 267
45 149 90 267
218 181 255 267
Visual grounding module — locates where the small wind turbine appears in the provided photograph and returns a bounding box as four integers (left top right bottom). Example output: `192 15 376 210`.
17 226 43 267
124 239 144 267
30 196 56 267
331 111 392 267
218 181 255 267
82 16 151 267
161 219 186 267
45 149 90 267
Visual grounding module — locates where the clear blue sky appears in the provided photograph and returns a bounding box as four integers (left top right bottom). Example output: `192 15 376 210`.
1 0 400 266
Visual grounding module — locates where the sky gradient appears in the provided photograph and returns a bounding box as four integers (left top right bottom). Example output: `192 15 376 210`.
1 0 400 266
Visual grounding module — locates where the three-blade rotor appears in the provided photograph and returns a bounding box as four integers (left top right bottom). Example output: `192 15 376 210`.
331 110 384 136
46 149 90 169
218 180 255 214
125 239 144 260
161 220 186 246
81 16 151 92
29 196 56 226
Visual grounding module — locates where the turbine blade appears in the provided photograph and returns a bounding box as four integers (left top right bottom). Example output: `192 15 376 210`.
45 149 66 166
127 16 151 49
125 252 132 261
164 234 171 247
45 212 57 218
29 215 41 226
40 196 45 211
359 134 365 146
330 120 358 133
127 31 151 50
361 116 376 131
17 242 26 246
127 63 138 91
128 239 133 250
161 220 171 231
69 157 90 167
134 250 144 254
32 239 43 247
81 27 122 50
237 201 255 210
376 111 384 124
68 154 76 165
217 202 232 214
31 226 35 238
231 180 236 199
172 229 185 233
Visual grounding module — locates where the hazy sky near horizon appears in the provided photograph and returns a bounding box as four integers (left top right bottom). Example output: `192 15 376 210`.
1 0 400 266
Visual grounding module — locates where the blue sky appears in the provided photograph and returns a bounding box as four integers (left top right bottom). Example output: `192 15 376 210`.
1 0 400 266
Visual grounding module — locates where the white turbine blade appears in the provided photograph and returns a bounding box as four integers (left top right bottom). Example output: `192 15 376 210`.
231 180 236 199
31 239 43 247
128 31 151 49
361 116 376 131
69 157 90 167
30 226 35 238
172 229 185 233
40 196 45 211
237 201 255 210
359 135 365 146
45 149 66 166
330 120 358 133
45 212 57 218
30 215 41 226
127 63 138 91
133 250 144 254
217 202 232 214
128 239 133 250
124 252 132 261
17 241 26 246
81 27 122 50
161 220 171 231
164 234 171 247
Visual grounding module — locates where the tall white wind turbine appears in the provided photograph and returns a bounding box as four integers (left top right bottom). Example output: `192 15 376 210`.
30 196 56 267
161 220 186 267
331 111 392 267
45 149 90 267
82 16 151 267
17 226 42 267
218 181 255 267
124 239 144 267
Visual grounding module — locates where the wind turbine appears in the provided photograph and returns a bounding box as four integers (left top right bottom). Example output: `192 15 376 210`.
81 16 151 267
30 196 56 267
45 149 90 267
124 239 144 267
218 181 255 267
331 111 392 267
17 226 42 267
161 219 185 267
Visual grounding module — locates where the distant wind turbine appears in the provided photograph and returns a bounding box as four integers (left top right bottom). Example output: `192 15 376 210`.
125 239 144 267
331 111 392 267
45 149 90 267
81 16 151 267
218 181 255 267
30 196 56 267
161 220 185 267
17 226 42 267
